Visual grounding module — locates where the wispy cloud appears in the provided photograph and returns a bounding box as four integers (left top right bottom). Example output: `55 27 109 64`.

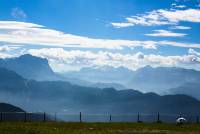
0 21 200 50
0 44 21 52
0 21 157 49
11 7 27 20
188 48 200 56
0 53 12 58
0 45 19 58
174 5 187 8
111 22 134 28
171 3 187 9
145 30 187 37
111 9 200 28
170 25 191 30
0 45 10 52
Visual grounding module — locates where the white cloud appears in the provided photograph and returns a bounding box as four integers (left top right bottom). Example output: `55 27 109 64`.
159 41 200 48
0 21 43 29
171 3 177 6
174 5 187 8
111 9 200 27
0 53 12 58
188 48 200 56
0 21 159 50
0 45 14 58
159 9 200 23
170 25 191 30
145 30 187 37
0 45 11 52
0 44 22 52
27 48 200 72
11 7 27 19
111 22 134 28
0 21 200 50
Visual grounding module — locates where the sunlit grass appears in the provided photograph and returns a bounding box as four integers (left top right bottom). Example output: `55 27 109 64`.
0 122 200 134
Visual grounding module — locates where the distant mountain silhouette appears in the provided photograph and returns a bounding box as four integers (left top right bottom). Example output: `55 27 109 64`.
0 54 127 90
63 66 132 87
169 82 200 100
0 103 24 112
0 102 52 121
0 67 27 93
0 54 59 81
65 65 200 94
2 55 200 94
90 82 126 90
129 66 200 93
1 55 200 114
0 67 200 115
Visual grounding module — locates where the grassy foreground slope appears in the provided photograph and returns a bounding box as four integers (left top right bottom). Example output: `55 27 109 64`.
0 122 200 134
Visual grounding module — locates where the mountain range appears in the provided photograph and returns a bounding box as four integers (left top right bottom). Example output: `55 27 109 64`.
64 65 200 96
0 62 199 114
130 66 200 94
0 54 200 115
0 54 125 90
3 54 200 95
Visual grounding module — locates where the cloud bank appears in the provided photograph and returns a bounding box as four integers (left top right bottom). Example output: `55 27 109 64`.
0 21 200 50
27 48 200 72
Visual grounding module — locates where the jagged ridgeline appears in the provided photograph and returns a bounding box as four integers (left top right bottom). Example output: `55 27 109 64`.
0 55 200 116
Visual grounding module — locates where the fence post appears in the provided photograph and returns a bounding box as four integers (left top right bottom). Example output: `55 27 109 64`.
79 112 82 122
137 113 140 123
196 116 199 124
43 112 46 122
109 114 112 122
157 112 161 123
24 112 27 122
0 112 2 122
55 112 57 122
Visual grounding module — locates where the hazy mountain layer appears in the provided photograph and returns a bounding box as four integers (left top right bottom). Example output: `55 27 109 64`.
1 54 200 100
169 82 200 100
129 66 200 93
0 67 200 115
65 65 200 95
0 55 126 90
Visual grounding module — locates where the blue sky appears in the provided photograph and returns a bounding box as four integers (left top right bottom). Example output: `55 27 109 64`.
0 0 200 72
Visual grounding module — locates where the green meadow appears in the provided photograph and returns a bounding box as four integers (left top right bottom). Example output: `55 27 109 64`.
0 122 200 134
